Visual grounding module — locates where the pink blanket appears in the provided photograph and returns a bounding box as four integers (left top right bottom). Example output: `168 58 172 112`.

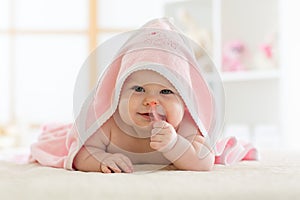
29 124 257 168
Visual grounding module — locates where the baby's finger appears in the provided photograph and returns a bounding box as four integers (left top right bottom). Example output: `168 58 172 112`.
151 127 162 136
153 121 167 128
106 161 122 173
100 164 112 173
116 159 133 173
151 134 163 142
119 155 134 172
150 141 161 150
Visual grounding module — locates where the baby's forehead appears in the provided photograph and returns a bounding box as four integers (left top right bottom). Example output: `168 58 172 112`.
125 70 174 88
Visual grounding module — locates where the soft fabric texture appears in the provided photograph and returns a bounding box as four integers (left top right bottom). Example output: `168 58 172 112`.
2 151 299 200
29 18 258 169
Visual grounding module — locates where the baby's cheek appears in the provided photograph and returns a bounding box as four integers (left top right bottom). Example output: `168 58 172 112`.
167 113 182 128
169 104 184 126
128 95 143 106
127 96 139 110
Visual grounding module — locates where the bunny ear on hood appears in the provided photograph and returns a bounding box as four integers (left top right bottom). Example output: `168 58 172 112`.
70 18 225 167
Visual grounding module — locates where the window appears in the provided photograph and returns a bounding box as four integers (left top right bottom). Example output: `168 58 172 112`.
0 0 175 131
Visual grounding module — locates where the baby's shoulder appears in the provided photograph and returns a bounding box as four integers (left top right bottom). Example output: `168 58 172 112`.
95 116 115 137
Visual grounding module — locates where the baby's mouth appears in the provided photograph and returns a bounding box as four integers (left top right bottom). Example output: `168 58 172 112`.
138 112 166 121
138 112 153 119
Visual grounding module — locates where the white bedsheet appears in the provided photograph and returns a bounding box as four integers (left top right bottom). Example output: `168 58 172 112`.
0 150 299 200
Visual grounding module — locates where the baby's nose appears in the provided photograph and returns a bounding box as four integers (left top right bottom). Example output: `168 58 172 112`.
149 101 157 106
143 99 159 106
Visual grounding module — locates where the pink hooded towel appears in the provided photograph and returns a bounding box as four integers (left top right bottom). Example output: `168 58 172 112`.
29 18 258 169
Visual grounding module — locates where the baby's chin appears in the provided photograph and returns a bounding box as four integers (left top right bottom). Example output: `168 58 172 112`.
133 115 153 126
133 120 152 127
133 121 158 129
130 124 153 138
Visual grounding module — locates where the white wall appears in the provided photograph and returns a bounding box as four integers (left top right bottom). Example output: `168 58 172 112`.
280 0 300 150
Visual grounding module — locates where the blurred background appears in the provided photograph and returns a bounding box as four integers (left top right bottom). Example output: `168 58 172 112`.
1 0 300 159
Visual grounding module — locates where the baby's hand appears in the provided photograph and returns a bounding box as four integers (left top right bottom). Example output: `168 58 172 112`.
150 121 178 152
100 153 133 173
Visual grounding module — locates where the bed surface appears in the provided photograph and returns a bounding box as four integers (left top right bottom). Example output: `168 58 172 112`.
0 150 299 200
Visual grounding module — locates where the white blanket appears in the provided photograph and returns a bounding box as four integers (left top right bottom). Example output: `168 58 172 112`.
0 150 299 200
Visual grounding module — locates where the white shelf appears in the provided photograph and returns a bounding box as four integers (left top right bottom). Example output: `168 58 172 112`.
165 0 281 139
221 69 280 82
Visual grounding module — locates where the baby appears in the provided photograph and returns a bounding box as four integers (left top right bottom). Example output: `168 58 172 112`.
73 70 214 173
29 18 257 172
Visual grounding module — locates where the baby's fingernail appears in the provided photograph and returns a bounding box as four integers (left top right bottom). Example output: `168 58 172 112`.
125 168 132 173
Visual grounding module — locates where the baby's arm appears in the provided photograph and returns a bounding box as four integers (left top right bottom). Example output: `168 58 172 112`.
166 133 214 171
74 146 133 173
150 121 214 171
73 120 133 173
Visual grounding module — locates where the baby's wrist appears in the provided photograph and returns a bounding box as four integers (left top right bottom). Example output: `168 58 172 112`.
159 133 178 153
162 135 191 162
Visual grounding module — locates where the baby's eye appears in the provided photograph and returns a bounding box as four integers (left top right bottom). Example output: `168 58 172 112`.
160 89 174 94
131 86 145 93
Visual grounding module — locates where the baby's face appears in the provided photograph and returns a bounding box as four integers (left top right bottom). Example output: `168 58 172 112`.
118 70 185 128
